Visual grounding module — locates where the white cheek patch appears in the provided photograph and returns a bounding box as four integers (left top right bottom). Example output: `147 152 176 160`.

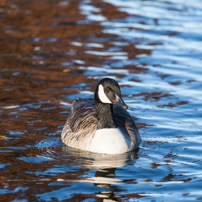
98 85 111 104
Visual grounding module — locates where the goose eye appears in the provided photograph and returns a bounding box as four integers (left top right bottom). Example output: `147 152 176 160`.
105 88 110 93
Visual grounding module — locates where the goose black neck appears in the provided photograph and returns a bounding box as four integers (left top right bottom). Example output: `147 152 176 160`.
94 100 116 129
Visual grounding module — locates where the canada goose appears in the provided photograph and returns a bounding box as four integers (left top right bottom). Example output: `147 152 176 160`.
61 78 141 154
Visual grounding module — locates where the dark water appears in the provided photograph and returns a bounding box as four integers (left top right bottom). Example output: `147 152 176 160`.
0 0 202 201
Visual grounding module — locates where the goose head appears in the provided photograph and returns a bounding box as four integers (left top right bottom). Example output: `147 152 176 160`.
95 78 128 110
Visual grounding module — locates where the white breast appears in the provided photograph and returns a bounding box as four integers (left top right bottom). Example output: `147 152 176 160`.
89 128 130 154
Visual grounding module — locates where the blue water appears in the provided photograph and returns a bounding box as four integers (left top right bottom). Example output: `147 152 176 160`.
0 0 202 201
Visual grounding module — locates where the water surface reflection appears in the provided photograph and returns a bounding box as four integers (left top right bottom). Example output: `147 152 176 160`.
61 146 139 201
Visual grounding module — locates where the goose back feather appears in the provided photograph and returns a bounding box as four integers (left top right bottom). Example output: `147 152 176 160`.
61 98 97 151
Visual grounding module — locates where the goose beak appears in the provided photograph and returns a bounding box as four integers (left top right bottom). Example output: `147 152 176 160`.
114 94 128 110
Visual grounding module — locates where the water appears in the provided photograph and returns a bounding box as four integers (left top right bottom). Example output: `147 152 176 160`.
0 0 202 201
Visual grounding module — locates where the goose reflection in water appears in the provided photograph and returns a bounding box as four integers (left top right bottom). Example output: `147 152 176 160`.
62 145 139 201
